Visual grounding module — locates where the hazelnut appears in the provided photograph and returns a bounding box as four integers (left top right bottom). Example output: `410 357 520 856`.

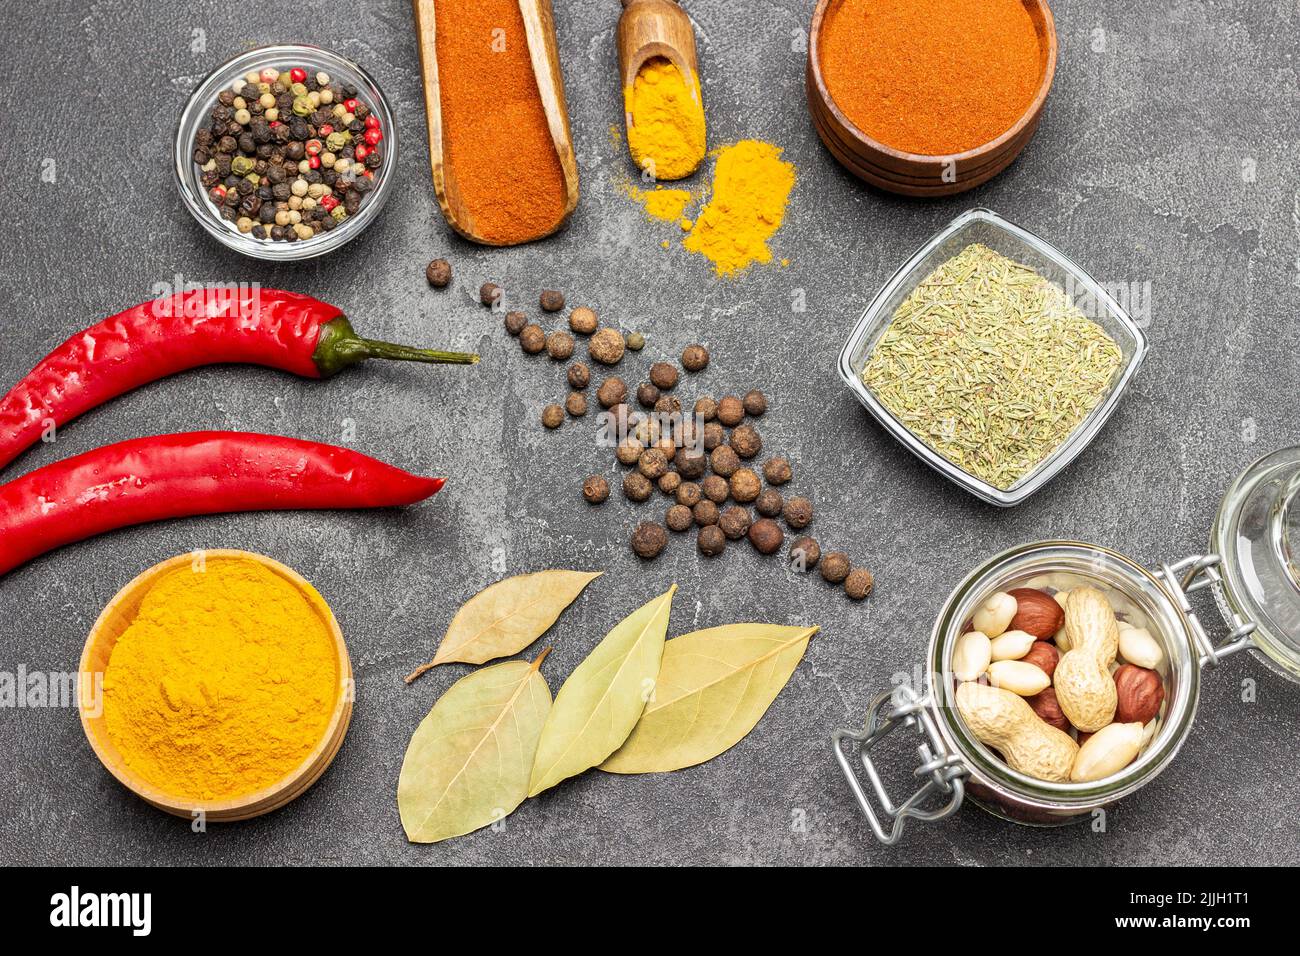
540 289 565 312
636 382 660 408
520 324 545 354
565 392 587 417
845 568 873 600
504 310 527 336
693 499 720 526
763 456 793 485
743 389 768 416
567 362 590 390
657 471 682 495
582 475 609 504
546 330 574 360
1114 664 1165 724
479 282 502 307
783 496 813 529
694 396 718 422
616 437 644 465
666 504 694 532
426 258 452 288
675 447 708 479
630 521 668 559
623 471 653 502
729 468 761 503
568 306 599 334
717 395 745 426
676 481 702 507
589 327 625 365
1022 641 1059 679
719 505 752 540
681 344 710 372
597 377 628 408
789 536 820 571
820 552 850 584
701 475 730 504
755 488 784 517
1027 687 1070 731
697 524 726 556
710 445 741 477
748 518 783 555
541 404 564 429
730 424 762 459
637 448 669 480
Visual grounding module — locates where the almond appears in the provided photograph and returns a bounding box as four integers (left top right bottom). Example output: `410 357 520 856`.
1027 687 1069 731
1007 587 1065 639
1021 641 1059 679
1114 663 1165 724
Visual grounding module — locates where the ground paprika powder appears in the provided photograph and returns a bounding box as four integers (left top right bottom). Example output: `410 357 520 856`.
819 0 1044 156
434 0 568 244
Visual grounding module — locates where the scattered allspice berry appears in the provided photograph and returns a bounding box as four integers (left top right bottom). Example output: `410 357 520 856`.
731 425 762 459
637 448 669 480
784 496 814 529
520 324 545 354
694 396 718 422
654 395 682 417
763 457 793 485
845 568 874 600
710 445 741 477
693 499 720 526
625 331 646 351
649 362 679 390
654 435 677 459
790 536 821 571
590 328 626 365
657 471 682 495
636 382 660 408
697 524 726 556
504 311 527 336
623 471 653 502
730 468 761 503
719 505 752 540
616 437 644 465
702 422 725 451
565 392 587 417
676 481 702 507
743 390 768 416
582 475 610 504
821 552 851 584
597 377 628 408
480 282 502 307
748 518 784 555
675 447 708 479
718 395 745 427
666 504 694 532
681 344 710 372
701 475 730 504
546 330 575 360
541 404 564 429
567 362 590 389
426 258 452 288
540 289 565 312
755 488 784 518
569 307 598 335
631 521 668 559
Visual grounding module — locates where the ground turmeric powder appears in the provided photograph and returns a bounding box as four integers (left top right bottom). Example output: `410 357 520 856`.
684 141 795 277
625 57 706 181
102 557 339 801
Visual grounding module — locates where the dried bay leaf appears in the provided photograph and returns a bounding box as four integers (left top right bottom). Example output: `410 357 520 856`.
528 585 676 796
600 623 818 775
406 570 601 680
398 651 553 844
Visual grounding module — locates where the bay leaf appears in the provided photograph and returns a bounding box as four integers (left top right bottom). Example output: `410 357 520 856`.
600 623 818 775
528 585 675 796
405 570 601 679
398 651 552 844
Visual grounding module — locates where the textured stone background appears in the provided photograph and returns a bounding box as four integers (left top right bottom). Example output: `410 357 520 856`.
1 0 1297 866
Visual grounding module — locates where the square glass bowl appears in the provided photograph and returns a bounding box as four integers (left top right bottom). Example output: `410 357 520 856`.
837 208 1147 506
174 44 397 261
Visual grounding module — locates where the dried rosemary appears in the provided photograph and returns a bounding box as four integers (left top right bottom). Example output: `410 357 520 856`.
862 243 1123 490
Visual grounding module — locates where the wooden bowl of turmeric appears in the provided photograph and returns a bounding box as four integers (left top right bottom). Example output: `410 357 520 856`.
807 0 1058 197
78 550 353 823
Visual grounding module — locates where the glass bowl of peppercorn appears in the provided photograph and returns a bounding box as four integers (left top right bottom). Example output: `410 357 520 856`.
174 44 396 261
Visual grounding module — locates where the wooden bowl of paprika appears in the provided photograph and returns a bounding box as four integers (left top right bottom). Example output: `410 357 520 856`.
807 0 1058 197
78 550 354 823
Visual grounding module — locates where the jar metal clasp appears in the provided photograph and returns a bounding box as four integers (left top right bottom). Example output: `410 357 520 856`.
1156 554 1256 668
832 685 968 845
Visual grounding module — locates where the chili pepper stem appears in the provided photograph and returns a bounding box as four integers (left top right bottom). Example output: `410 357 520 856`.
355 337 480 366
313 316 478 376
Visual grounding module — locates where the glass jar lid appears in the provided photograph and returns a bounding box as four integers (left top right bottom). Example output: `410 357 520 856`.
1211 446 1300 682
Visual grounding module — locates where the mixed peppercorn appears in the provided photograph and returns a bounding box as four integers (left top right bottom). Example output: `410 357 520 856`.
192 66 383 242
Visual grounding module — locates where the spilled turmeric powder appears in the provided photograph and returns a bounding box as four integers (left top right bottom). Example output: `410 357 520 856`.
684 141 796 277
625 57 706 181
102 557 339 801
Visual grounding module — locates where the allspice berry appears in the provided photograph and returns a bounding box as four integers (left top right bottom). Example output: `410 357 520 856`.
729 468 761 503
504 311 527 336
623 471 653 502
657 471 682 495
719 505 752 540
763 456 793 485
582 475 610 504
693 499 720 526
674 447 708 480
821 552 851 584
743 389 768 416
631 521 668 559
717 395 745 427
426 258 452 288
681 344 709 372
654 435 677 459
694 396 718 422
520 324 545 354
654 395 682 417
701 474 730 504
666 504 694 532
789 536 821 571
845 568 874 600
748 518 783 555
597 377 628 408
589 327 625 365
638 448 669 480
569 306 598 335
540 289 565 312
567 362 591 390
541 404 564 429
546 330 575 361
702 422 725 451
697 524 726 556
710 445 741 477
480 282 502 307
731 424 762 459
784 496 813 529
625 331 646 351
616 437 645 465
565 392 587 417
675 481 702 508
755 488 784 518
636 382 660 408
649 362 679 390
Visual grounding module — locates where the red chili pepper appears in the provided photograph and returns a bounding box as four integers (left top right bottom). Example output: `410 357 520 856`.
0 432 443 578
0 288 477 473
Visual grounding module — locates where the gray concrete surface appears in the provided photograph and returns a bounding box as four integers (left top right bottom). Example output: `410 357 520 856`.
1 0 1297 866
